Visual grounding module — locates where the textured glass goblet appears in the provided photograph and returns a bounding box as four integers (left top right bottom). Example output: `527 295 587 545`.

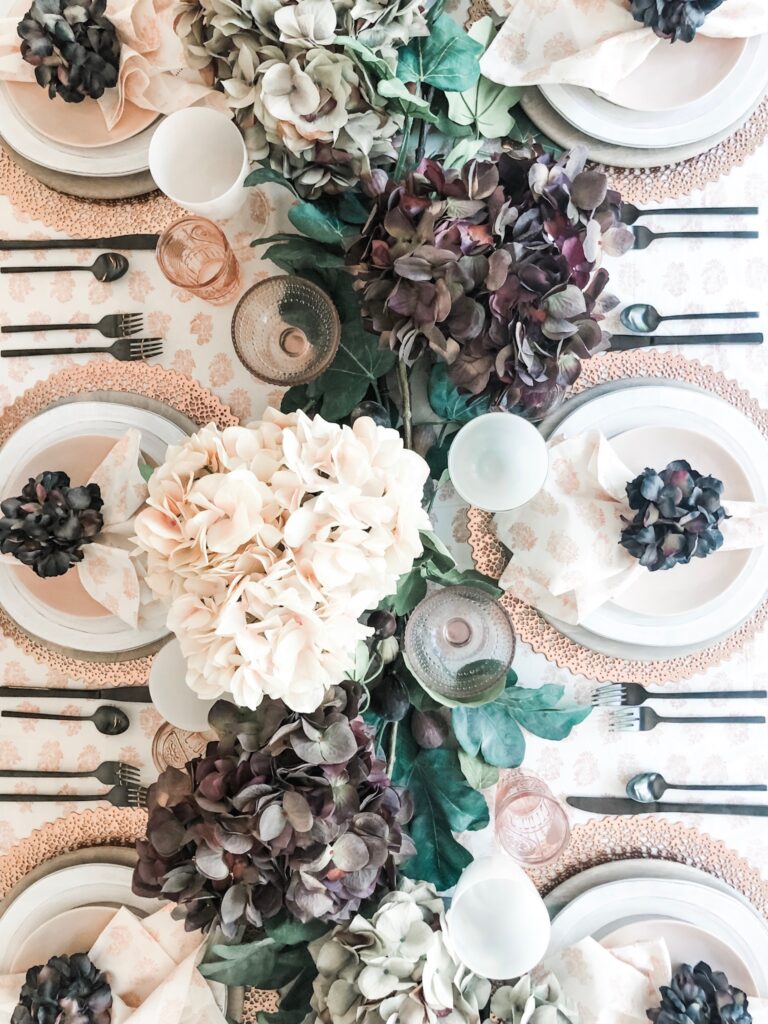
495 770 571 866
404 585 516 704
231 276 341 385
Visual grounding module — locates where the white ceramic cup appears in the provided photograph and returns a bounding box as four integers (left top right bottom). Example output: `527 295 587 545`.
447 411 549 512
446 854 551 979
148 636 218 732
149 108 249 221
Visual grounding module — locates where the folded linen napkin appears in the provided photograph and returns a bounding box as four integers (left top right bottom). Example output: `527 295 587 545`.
0 429 166 631
0 0 228 131
495 430 768 625
0 905 226 1024
542 936 768 1023
480 0 768 92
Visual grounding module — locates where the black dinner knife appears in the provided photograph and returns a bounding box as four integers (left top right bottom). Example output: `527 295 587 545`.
610 332 763 350
0 685 150 703
0 234 159 251
567 796 768 817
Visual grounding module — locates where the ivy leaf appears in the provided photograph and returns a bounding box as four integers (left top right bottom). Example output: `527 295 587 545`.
138 462 154 482
444 137 484 169
428 363 490 424
387 565 428 616
335 34 394 79
452 700 526 768
512 702 591 740
458 749 500 791
444 18 521 140
419 530 457 574
378 77 439 122
288 201 350 248
396 13 484 93
337 190 372 225
264 914 330 946
434 108 475 139
392 724 489 891
281 384 311 415
201 940 311 988
262 238 344 272
244 165 298 195
308 324 396 421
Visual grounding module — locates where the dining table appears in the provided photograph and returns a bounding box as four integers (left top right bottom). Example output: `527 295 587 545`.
0 147 764 875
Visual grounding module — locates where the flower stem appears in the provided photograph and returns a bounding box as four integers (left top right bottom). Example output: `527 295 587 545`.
397 359 413 450
414 90 434 167
387 720 399 778
393 115 414 182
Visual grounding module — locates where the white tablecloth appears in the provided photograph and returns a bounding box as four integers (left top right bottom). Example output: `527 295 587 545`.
0 149 766 876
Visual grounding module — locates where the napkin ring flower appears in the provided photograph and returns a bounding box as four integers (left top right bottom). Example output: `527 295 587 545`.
629 0 726 44
12 952 112 1024
620 460 728 572
0 471 104 579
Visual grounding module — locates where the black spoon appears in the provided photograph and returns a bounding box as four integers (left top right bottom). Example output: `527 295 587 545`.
632 226 759 249
0 252 129 282
621 302 759 333
620 203 758 225
1 705 129 735
626 771 767 803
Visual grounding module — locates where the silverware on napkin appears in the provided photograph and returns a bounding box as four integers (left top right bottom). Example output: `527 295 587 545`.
2 312 144 337
632 226 759 249
0 234 159 251
610 333 763 350
1 338 163 362
0 784 147 807
609 707 765 733
567 796 768 817
592 683 768 707
0 761 139 786
0 685 150 702
619 203 759 225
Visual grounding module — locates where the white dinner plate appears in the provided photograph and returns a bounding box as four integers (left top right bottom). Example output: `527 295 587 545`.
0 402 186 655
539 33 768 148
547 877 768 996
543 385 768 648
0 863 163 972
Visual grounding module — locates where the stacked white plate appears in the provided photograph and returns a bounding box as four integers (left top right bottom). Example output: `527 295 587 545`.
533 383 768 659
0 400 188 658
536 31 768 152
545 859 768 999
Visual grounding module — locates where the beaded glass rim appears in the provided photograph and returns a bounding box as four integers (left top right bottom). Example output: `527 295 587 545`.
0 362 237 685
467 352 768 684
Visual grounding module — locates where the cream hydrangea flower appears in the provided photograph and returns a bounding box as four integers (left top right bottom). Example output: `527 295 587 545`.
134 409 430 712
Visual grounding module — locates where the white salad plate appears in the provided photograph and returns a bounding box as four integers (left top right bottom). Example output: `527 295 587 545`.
539 32 768 148
547 877 768 996
541 385 768 649
0 401 187 656
0 863 163 972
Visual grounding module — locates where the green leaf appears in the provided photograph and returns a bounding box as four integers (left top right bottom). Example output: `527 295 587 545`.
262 238 344 272
424 564 501 599
264 914 330 946
444 18 521 140
452 700 526 768
335 34 394 80
245 165 298 195
434 108 475 139
377 77 439 122
419 530 457 574
288 201 350 248
396 13 484 93
458 749 500 790
138 462 154 482
387 566 428 616
281 384 311 414
444 137 484 169
392 725 489 890
201 940 312 989
337 190 372 226
428 363 490 424
512 702 591 740
310 325 397 421
425 433 455 480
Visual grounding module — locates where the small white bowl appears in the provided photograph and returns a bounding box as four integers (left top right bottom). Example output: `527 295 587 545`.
448 412 548 512
446 855 551 979
148 637 218 732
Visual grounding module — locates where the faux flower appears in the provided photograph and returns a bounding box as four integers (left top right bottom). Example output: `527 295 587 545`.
347 148 632 417
174 0 428 196
132 689 414 936
308 878 491 1024
134 409 430 712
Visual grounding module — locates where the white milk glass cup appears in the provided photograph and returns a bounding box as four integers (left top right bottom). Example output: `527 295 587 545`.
447 411 549 512
446 854 551 979
149 108 249 221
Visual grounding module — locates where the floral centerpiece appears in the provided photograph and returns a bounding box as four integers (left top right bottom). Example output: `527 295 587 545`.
134 409 430 712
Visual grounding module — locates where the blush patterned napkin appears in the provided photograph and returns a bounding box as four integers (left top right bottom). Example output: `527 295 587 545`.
480 0 768 92
0 905 226 1024
0 0 228 131
542 936 768 1023
0 429 165 630
495 430 768 625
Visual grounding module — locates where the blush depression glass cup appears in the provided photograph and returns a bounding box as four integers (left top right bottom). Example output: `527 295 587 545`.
148 108 249 221
156 217 241 304
495 770 571 865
